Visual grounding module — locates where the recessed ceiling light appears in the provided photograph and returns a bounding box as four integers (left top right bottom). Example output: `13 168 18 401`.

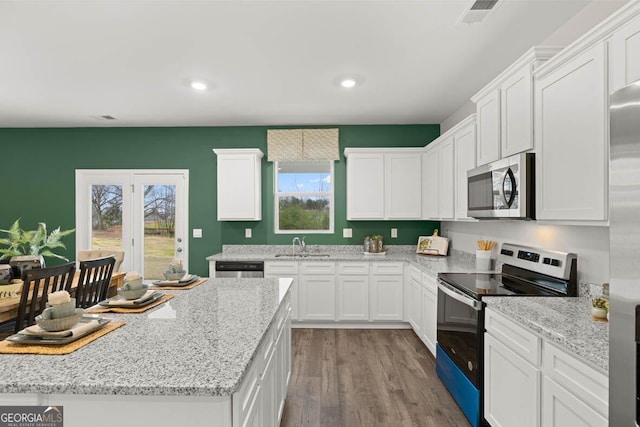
191 81 208 91
340 79 357 88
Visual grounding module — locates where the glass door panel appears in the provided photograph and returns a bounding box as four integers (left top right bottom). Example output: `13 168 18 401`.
90 184 123 252
142 184 177 280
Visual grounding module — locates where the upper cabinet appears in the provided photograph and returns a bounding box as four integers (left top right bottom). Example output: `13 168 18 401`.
422 136 454 220
453 116 477 220
611 13 640 92
471 47 561 166
345 148 422 220
384 151 423 219
534 43 608 222
213 149 263 221
422 115 476 221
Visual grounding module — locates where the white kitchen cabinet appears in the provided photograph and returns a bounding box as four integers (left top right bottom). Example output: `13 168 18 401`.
474 89 501 166
499 65 533 158
213 149 263 221
472 47 560 167
534 42 608 221
484 308 541 427
264 261 299 320
438 137 455 219
370 262 403 321
299 262 336 321
384 152 423 219
485 307 609 427
420 272 437 356
344 151 384 219
337 262 369 321
421 145 439 219
421 136 454 220
542 377 607 427
611 13 640 92
484 333 540 427
345 148 422 220
542 342 608 426
406 266 422 333
453 115 477 220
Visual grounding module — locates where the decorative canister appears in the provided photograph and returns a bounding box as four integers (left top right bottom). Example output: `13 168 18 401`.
364 236 371 253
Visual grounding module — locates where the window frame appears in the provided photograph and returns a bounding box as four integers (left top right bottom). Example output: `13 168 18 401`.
274 160 335 234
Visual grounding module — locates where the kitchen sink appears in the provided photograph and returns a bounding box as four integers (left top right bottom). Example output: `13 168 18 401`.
274 253 331 258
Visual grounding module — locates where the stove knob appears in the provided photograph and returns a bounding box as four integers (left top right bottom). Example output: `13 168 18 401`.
543 257 551 265
550 259 561 267
468 361 474 371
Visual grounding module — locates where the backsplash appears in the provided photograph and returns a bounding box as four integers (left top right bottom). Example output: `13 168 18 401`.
442 221 609 285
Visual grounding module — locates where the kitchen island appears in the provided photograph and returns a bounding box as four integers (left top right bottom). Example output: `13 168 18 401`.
0 277 293 427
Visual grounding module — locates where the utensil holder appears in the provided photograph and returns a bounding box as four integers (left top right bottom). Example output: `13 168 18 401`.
476 250 492 272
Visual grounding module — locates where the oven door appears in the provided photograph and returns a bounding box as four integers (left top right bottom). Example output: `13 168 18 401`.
437 280 483 387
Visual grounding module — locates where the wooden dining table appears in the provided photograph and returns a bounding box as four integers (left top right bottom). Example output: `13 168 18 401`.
0 271 125 324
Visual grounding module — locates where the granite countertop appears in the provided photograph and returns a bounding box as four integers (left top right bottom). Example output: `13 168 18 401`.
484 296 609 374
0 278 292 397
207 245 483 277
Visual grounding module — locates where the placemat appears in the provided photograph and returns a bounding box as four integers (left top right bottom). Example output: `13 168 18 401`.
84 294 174 314
149 278 207 291
0 321 125 355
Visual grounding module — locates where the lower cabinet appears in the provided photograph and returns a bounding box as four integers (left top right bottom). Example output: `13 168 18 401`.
299 262 336 321
337 262 370 321
370 262 404 321
233 293 291 427
484 307 609 427
407 266 422 334
420 273 437 356
484 333 540 427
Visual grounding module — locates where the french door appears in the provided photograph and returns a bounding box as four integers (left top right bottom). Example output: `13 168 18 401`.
75 170 189 281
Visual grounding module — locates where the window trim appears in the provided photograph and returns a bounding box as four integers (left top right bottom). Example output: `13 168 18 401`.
274 160 335 234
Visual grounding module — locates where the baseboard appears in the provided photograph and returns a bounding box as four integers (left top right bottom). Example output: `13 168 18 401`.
291 321 412 329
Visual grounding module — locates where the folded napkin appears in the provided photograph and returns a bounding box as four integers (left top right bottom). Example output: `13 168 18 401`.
106 290 156 306
23 319 100 339
153 274 197 286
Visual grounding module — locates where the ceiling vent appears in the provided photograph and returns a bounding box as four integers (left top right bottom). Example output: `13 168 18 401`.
458 0 499 24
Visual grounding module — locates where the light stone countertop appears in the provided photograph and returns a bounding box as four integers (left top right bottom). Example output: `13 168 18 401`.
483 296 609 374
0 278 292 397
207 245 482 277
209 245 609 374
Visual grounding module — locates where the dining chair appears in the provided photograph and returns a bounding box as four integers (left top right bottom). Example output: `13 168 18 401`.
75 256 116 308
14 262 76 333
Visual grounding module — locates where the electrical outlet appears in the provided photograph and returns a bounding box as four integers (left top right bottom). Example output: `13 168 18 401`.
343 228 352 238
391 228 398 238
245 228 252 238
193 228 202 238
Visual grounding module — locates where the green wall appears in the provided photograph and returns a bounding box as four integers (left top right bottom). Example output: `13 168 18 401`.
0 125 440 276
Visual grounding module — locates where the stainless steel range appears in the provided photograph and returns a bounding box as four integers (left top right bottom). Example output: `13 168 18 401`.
435 243 578 427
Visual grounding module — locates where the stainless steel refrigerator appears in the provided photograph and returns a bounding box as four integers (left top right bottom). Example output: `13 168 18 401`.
609 80 640 426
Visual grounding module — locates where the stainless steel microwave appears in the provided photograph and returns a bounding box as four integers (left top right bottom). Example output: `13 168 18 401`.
467 152 535 219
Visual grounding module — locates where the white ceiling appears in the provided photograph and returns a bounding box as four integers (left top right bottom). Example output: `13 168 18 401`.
0 0 598 127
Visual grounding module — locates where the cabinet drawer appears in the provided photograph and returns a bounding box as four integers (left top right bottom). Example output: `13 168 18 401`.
371 262 403 276
300 262 335 275
337 262 369 275
543 342 608 418
485 307 541 366
265 262 299 275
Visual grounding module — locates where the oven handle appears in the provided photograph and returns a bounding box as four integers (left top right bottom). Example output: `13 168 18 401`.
438 280 483 311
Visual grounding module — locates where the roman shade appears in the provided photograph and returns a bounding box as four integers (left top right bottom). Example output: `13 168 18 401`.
267 128 339 161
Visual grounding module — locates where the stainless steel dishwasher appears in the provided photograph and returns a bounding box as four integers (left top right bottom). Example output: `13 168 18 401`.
214 261 264 278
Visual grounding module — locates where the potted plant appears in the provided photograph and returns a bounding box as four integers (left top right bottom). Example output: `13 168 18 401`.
0 219 75 276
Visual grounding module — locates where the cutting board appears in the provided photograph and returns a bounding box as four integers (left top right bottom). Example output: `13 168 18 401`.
416 235 449 256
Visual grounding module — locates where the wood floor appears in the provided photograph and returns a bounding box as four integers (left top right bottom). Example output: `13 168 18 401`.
280 329 470 427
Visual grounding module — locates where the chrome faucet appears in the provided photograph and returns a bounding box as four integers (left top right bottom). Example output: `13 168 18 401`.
292 236 306 254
